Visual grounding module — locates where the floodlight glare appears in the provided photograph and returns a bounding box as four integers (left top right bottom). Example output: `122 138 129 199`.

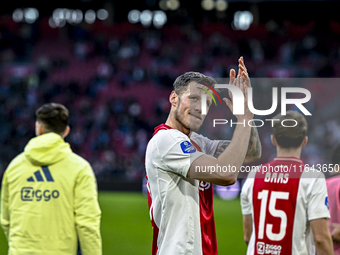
233 10 253 30
13 9 24 22
97 9 109 20
201 0 215 11
24 8 39 24
128 10 140 24
140 10 152 26
153 10 167 28
216 0 228 12
85 10 96 24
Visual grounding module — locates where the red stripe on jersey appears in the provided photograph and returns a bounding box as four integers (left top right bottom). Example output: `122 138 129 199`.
191 139 218 255
147 125 171 255
252 157 304 255
152 124 172 136
147 182 159 255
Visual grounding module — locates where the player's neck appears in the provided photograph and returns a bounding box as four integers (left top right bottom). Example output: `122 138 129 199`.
276 147 302 159
165 115 190 136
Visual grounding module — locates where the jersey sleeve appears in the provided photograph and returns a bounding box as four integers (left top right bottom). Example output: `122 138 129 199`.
190 132 222 156
240 176 254 215
74 163 102 255
304 172 330 221
153 130 205 177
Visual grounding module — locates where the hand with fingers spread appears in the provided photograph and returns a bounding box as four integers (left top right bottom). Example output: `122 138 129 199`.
223 56 253 121
238 56 251 88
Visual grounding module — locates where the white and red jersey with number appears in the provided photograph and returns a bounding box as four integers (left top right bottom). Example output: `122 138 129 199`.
145 124 221 255
241 157 330 255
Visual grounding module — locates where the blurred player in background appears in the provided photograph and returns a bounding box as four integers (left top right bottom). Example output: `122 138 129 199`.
241 111 333 255
145 57 261 254
327 143 340 254
0 103 102 255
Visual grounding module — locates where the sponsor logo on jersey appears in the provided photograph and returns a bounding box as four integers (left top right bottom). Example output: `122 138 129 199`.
256 242 282 255
21 166 59 202
180 141 196 154
21 187 60 201
256 242 265 254
27 166 54 182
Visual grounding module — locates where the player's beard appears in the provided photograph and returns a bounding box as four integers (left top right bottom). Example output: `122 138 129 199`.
174 100 202 132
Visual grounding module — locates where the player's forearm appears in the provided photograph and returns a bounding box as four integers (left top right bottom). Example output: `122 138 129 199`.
314 238 334 255
244 124 261 164
188 119 252 185
216 120 252 178
243 214 252 245
311 219 334 255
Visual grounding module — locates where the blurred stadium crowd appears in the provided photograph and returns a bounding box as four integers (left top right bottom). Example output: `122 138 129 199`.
1 11 340 183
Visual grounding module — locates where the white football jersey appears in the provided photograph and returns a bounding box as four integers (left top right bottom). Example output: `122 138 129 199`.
145 124 221 255
241 157 330 255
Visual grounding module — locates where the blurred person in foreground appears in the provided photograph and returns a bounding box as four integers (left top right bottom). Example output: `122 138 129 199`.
241 111 333 255
0 103 102 255
145 57 261 255
327 143 340 254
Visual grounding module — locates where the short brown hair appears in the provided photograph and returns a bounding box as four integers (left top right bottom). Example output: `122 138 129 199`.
36 103 69 134
272 111 307 148
173 71 216 96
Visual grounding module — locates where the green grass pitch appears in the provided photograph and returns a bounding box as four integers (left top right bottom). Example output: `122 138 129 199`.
0 192 247 254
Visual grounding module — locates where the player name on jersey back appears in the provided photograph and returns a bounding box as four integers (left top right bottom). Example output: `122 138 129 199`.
264 172 289 184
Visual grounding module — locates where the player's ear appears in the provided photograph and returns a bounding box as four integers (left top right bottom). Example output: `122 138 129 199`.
35 121 44 136
169 91 178 107
62 126 70 139
301 136 308 147
271 135 278 146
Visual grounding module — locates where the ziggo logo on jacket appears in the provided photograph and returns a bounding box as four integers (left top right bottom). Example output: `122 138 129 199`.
21 187 60 202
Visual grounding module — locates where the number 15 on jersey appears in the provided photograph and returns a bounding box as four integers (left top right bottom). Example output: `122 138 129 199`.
257 190 289 241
